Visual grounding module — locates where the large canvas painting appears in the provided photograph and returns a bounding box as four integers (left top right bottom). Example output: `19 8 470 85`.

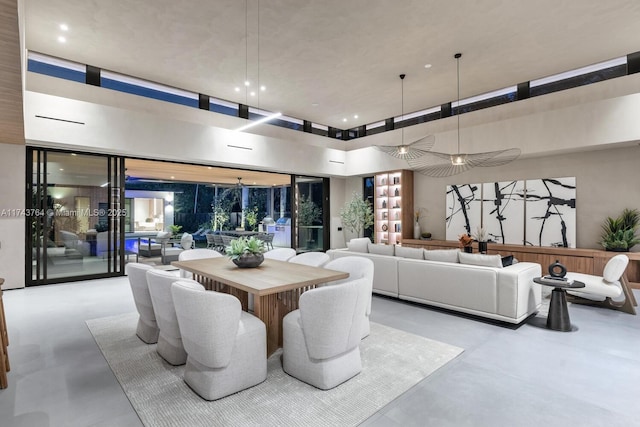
445 183 482 241
482 180 526 245
524 177 576 248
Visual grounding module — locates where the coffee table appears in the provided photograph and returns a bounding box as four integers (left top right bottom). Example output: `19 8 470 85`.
533 277 585 331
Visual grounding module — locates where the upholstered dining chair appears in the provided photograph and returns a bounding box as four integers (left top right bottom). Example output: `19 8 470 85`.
282 278 366 390
126 263 159 344
263 247 296 262
288 252 330 267
171 280 267 400
565 254 636 314
146 270 200 365
324 256 375 338
178 248 223 279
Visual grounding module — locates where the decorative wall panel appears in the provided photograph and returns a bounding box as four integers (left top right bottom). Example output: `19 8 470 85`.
482 180 526 245
445 183 482 241
524 177 576 248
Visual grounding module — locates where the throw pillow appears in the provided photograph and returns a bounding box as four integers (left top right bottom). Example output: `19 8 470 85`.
395 246 424 259
180 232 193 250
459 252 503 268
501 255 514 267
347 238 371 253
424 249 460 263
368 243 395 256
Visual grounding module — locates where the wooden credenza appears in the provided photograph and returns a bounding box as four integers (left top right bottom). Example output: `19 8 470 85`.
403 239 640 289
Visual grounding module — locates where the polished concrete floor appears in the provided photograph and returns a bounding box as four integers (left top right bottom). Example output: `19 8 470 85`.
1 277 639 427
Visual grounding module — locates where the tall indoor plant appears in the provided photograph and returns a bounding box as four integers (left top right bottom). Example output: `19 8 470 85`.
340 191 374 239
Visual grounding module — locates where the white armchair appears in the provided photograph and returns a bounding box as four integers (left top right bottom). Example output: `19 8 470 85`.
566 254 637 315
282 278 366 389
177 248 222 278
171 280 267 400
263 248 296 262
324 256 374 338
126 263 159 343
288 252 330 267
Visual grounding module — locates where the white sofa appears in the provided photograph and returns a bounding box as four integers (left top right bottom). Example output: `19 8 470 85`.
327 239 542 324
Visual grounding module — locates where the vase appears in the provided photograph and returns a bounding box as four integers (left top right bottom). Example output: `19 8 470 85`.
413 222 421 239
232 253 264 268
478 241 488 254
463 246 473 253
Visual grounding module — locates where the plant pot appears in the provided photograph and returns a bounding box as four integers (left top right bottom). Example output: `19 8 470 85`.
232 253 264 268
478 241 488 254
605 247 629 252
463 246 473 253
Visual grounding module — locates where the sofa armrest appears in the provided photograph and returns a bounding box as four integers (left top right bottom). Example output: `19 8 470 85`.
496 262 542 319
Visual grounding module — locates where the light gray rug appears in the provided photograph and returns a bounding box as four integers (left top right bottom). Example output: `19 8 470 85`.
87 313 463 427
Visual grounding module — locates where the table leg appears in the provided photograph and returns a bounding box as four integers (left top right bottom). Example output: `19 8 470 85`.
547 288 573 331
254 294 280 357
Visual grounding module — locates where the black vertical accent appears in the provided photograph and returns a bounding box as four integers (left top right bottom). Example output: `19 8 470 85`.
627 51 640 75
303 120 312 133
198 94 210 110
358 125 366 138
385 118 394 131
342 130 350 141
517 82 530 100
441 102 452 118
86 65 101 86
239 104 249 119
322 177 330 252
328 127 337 138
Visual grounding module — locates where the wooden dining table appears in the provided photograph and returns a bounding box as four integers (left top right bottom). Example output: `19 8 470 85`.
172 257 349 356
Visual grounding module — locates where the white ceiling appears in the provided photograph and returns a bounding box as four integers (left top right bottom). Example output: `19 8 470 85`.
23 0 640 130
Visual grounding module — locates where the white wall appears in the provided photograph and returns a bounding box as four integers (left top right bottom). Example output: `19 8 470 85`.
0 143 26 289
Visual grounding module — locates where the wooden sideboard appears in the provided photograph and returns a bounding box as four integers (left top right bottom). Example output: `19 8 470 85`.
403 239 640 289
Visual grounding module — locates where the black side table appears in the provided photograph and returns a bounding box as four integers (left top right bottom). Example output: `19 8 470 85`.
533 277 586 331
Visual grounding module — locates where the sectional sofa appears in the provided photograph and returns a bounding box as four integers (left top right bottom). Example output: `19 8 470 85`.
327 238 542 324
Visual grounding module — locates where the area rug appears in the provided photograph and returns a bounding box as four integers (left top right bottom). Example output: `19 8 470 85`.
87 313 463 427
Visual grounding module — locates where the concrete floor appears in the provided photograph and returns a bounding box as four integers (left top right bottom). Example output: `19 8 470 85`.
1 277 639 427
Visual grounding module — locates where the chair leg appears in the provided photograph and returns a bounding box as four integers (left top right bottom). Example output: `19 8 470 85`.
623 275 638 307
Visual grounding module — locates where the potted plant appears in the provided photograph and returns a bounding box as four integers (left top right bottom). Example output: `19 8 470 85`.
600 208 640 251
473 226 488 253
168 224 182 238
225 236 265 268
340 192 374 240
458 233 474 253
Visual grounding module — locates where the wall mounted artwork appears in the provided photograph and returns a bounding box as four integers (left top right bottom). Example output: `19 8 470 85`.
445 177 576 247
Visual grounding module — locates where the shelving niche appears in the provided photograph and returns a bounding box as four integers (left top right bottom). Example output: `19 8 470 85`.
374 170 413 245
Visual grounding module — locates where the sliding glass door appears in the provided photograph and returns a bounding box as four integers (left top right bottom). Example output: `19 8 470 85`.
27 148 125 285
293 176 329 252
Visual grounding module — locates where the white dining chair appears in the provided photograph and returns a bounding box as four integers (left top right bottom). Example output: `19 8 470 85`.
126 263 159 344
178 248 223 278
171 280 267 400
324 256 375 338
289 252 330 267
263 248 296 262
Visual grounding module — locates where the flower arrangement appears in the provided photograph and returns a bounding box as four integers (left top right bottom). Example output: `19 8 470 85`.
458 233 474 248
414 208 426 223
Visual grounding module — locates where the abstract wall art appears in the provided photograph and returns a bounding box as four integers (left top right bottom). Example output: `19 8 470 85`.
524 177 576 248
481 180 526 245
445 183 482 241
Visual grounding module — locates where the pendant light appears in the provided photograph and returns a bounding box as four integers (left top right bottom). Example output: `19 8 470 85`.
376 74 435 160
408 53 520 177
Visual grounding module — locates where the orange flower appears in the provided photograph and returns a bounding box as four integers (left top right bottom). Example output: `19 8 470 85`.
458 233 474 247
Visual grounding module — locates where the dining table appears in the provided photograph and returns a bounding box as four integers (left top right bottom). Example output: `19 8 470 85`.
172 257 349 356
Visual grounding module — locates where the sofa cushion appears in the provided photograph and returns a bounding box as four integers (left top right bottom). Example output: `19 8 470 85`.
347 238 370 253
501 255 514 267
368 243 395 256
395 246 424 260
459 252 503 268
424 249 460 263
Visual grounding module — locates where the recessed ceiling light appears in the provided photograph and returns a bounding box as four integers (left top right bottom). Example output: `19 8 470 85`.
170 176 175 179
260 85 266 91
70 153 77 156
250 91 256 96
234 87 240 92
312 103 319 107
244 80 250 86
59 23 69 31
354 114 359 119
59 168 64 171
424 64 432 69
57 36 66 43
343 118 347 122
207 166 212 170
253 182 256 185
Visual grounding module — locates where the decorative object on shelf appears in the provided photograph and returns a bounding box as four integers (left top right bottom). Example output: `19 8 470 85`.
382 200 387 209
473 226 488 253
375 74 435 160
225 236 265 268
420 232 432 240
600 208 640 252
394 188 400 197
414 208 425 240
459 233 474 253
340 191 374 238
407 53 520 177
382 224 388 232
548 259 567 278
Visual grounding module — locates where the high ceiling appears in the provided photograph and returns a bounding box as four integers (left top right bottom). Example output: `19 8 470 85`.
23 0 640 130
